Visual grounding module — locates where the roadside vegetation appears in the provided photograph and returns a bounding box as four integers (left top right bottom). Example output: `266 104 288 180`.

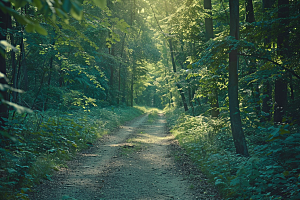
166 107 300 199
0 106 143 199
147 109 160 124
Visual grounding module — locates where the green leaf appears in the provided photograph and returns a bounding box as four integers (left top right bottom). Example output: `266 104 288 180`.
2 100 33 114
71 0 82 15
70 8 83 20
0 40 19 52
25 23 35 33
55 8 69 19
92 0 107 9
35 24 48 35
33 0 43 9
283 171 289 176
44 174 52 181
62 0 71 12
7 168 17 174
11 0 28 9
215 178 225 186
0 130 18 143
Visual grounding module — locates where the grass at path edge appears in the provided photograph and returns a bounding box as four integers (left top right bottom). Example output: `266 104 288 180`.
1 106 145 199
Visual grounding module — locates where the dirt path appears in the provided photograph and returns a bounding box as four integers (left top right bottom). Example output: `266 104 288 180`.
30 113 219 200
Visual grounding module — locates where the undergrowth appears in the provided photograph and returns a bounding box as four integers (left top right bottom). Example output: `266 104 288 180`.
0 106 143 199
165 107 300 200
147 109 159 123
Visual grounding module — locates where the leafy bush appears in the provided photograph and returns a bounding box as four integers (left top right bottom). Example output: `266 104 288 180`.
0 106 143 199
166 108 300 200
147 108 159 123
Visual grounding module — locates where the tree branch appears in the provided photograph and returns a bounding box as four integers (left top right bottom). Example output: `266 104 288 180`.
238 53 300 80
148 2 173 38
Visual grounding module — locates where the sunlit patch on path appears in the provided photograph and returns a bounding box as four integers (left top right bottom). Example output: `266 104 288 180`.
30 113 219 200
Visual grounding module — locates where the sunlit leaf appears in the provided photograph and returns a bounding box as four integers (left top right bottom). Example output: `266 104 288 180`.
0 40 18 52
70 8 83 20
25 23 35 33
35 24 48 35
92 0 107 9
2 100 33 114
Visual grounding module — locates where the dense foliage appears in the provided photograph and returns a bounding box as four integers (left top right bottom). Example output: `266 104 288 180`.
0 106 143 199
166 107 300 199
0 0 299 198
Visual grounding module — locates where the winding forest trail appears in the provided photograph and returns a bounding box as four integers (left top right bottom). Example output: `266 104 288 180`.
30 113 219 200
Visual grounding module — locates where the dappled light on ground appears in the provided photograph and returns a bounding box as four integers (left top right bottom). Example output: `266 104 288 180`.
29 113 219 200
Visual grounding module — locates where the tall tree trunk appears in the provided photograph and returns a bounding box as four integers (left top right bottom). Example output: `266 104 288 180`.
122 67 126 103
290 73 294 100
168 39 177 73
0 1 10 130
262 81 272 121
16 30 27 92
21 40 28 92
48 41 55 86
245 0 255 23
20 8 28 92
274 0 289 123
204 0 220 117
188 86 195 116
109 42 115 104
245 0 260 117
45 40 55 110
131 71 134 107
229 0 249 156
118 33 126 105
11 33 18 103
169 38 188 111
261 0 273 121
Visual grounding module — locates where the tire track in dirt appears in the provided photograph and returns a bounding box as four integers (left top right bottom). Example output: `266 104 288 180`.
30 113 220 200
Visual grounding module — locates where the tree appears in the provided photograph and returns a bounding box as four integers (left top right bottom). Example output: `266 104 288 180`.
274 0 289 123
204 0 219 117
168 38 189 111
0 0 11 129
228 0 249 156
261 0 273 122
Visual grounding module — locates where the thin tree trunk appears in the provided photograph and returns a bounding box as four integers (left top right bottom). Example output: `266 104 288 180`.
168 39 188 111
274 0 289 123
17 33 27 92
261 0 273 121
290 73 294 100
168 39 177 73
131 72 134 107
245 0 260 117
11 33 18 103
48 41 55 86
20 8 28 92
45 40 55 110
118 33 126 105
262 81 272 121
109 43 115 104
0 1 10 130
204 0 219 117
188 87 195 116
229 0 249 156
245 0 255 23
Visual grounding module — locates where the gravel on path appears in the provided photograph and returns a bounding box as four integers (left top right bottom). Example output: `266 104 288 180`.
30 113 220 200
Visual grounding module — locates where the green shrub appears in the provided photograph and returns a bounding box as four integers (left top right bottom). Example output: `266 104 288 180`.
166 108 300 200
0 106 143 199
